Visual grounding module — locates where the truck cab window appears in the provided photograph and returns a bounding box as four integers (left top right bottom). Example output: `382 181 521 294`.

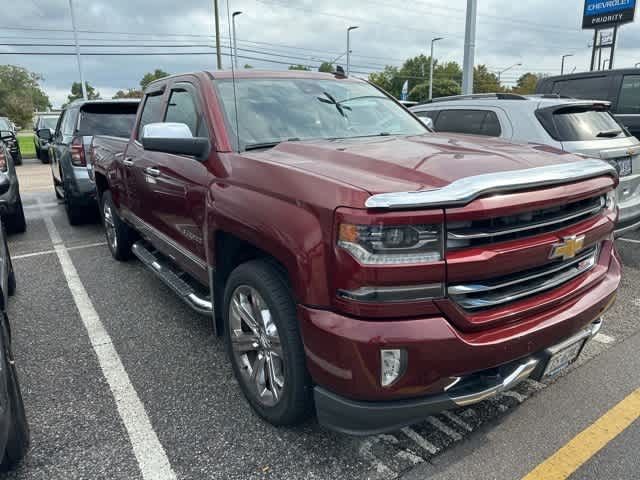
617 75 640 114
165 89 202 137
138 93 164 140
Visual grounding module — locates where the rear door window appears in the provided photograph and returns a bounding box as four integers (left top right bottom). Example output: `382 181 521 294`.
61 109 77 136
78 103 139 137
434 109 502 137
616 75 640 114
551 77 608 100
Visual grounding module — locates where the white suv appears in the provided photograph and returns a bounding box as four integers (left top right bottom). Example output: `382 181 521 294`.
411 94 640 236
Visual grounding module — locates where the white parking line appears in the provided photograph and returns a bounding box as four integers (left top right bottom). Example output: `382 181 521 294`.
401 427 439 455
12 242 107 260
593 333 616 345
618 237 640 244
426 416 463 441
40 203 176 480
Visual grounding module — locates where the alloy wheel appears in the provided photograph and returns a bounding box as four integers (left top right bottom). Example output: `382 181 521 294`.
103 203 118 251
228 285 284 407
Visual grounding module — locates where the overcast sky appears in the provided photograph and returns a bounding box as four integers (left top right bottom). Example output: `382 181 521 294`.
1 0 639 107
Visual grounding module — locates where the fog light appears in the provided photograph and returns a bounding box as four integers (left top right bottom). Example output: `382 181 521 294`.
380 349 406 387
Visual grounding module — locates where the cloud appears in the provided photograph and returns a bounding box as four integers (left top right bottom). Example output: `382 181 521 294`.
1 0 639 107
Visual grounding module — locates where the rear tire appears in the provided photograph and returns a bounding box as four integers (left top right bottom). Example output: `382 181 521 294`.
224 259 313 426
101 190 134 261
0 316 29 471
5 196 26 235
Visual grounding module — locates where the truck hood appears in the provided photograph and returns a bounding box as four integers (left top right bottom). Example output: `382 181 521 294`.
247 134 581 195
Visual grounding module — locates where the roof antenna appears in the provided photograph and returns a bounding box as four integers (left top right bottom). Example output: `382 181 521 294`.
225 1 241 151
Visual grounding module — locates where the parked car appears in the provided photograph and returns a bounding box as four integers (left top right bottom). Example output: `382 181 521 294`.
536 68 640 140
0 133 26 234
410 94 640 236
36 99 139 225
0 173 30 470
93 70 620 435
0 119 20 167
32 114 60 163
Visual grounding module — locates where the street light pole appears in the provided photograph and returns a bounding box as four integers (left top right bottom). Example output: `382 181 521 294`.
497 62 522 84
561 54 573 75
213 0 222 70
68 0 86 100
346 26 359 76
429 37 443 101
232 11 243 70
462 0 477 94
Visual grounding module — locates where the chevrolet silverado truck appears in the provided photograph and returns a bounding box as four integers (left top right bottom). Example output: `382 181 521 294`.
92 70 621 435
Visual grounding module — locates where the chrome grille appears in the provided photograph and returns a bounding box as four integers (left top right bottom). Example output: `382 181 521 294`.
447 195 605 249
448 245 599 311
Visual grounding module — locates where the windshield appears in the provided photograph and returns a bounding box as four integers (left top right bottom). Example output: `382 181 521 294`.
214 78 426 150
41 116 59 129
78 103 139 137
551 108 629 141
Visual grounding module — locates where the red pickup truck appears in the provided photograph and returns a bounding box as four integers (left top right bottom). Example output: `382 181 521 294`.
91 70 621 435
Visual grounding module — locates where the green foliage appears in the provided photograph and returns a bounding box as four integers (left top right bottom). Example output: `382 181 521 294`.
140 69 170 90
368 66 401 97
0 65 51 128
67 81 100 105
288 64 311 71
512 72 542 94
473 65 501 93
113 89 143 99
318 62 334 73
243 64 254 69
409 79 461 102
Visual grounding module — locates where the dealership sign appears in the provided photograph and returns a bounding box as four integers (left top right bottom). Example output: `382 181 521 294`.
583 0 637 28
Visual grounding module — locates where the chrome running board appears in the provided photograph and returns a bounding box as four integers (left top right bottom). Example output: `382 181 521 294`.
132 241 213 315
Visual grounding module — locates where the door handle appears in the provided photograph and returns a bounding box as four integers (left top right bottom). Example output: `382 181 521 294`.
123 158 134 166
144 167 161 177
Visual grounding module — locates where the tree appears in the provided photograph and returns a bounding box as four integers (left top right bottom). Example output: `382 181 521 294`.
474 65 501 93
318 62 334 73
288 64 311 71
512 72 542 95
113 89 143 99
369 66 400 96
409 78 460 102
140 69 170 90
67 81 100 104
0 65 51 128
243 64 253 69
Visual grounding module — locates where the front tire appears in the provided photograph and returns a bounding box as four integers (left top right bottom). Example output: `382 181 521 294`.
5 196 26 235
224 259 312 426
0 316 29 471
101 191 134 261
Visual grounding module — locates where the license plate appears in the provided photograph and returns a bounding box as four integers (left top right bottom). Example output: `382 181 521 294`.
617 157 633 177
543 339 586 379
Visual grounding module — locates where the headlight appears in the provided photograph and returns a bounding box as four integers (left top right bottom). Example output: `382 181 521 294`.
338 223 443 265
605 189 618 213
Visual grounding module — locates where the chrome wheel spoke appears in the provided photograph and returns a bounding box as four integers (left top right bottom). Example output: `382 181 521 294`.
269 336 283 357
266 352 283 399
250 354 267 395
231 333 259 353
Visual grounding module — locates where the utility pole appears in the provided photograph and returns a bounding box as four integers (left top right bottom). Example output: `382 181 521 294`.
68 0 87 100
346 26 359 76
232 11 243 70
561 54 573 75
214 0 222 70
462 0 477 95
429 37 443 101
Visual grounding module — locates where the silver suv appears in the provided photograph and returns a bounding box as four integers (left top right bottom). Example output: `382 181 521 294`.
411 94 640 236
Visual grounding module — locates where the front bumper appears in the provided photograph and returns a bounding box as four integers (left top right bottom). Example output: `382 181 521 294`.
314 319 602 435
300 250 621 435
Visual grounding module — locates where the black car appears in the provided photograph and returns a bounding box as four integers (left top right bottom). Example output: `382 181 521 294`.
536 68 640 139
32 114 60 164
0 173 29 471
36 99 139 225
0 119 20 167
0 133 26 234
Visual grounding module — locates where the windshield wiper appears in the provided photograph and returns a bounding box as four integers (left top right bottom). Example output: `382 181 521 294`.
317 92 352 117
244 138 300 151
596 129 622 138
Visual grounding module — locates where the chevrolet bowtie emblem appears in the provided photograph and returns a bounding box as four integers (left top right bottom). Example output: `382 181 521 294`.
550 235 586 261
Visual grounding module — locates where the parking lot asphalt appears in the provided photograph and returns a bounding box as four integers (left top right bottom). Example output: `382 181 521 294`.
2 159 639 479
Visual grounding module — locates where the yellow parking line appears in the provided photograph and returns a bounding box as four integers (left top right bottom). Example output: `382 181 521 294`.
522 388 640 480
